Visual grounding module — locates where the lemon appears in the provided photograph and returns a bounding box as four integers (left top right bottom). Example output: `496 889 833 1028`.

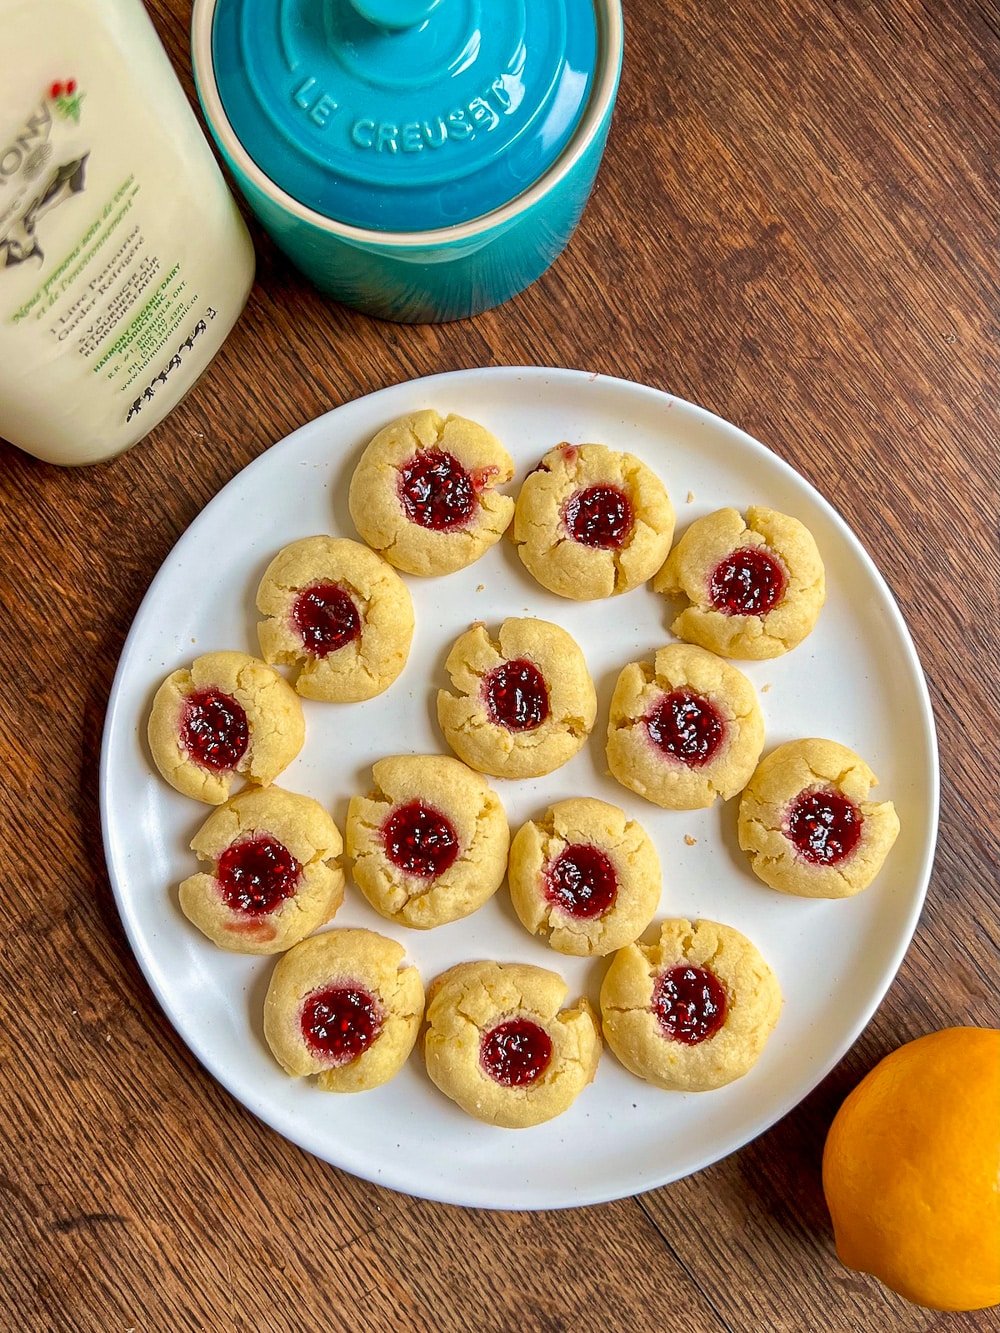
823 1027 1000 1311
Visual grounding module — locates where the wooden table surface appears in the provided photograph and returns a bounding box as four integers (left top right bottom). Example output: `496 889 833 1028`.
3 1 998 1328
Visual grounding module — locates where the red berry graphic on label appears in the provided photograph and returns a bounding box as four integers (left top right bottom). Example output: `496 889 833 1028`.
49 78 85 124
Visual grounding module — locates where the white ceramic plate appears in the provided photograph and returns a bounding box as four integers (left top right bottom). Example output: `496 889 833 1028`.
100 367 938 1210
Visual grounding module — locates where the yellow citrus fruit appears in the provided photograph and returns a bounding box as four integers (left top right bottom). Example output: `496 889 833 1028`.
822 1027 1000 1311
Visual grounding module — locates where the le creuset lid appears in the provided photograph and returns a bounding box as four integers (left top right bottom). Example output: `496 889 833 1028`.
210 0 600 232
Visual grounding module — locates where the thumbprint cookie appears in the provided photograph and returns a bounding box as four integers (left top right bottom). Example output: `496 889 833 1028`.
264 929 424 1092
508 798 662 957
424 961 602 1128
512 442 675 599
179 787 344 954
348 410 514 576
606 643 764 809
346 754 509 929
654 506 825 658
600 918 782 1092
437 618 597 779
256 536 413 702
738 738 900 897
147 651 305 805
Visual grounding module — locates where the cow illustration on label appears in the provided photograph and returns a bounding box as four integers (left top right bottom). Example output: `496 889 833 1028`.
0 154 89 268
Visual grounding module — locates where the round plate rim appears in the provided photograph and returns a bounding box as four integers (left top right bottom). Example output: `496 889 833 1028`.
99 365 940 1210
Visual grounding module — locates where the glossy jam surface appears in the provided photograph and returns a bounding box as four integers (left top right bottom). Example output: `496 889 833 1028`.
709 546 786 616
645 690 725 767
181 689 249 772
216 835 301 915
483 659 550 732
652 966 728 1045
786 788 863 865
545 844 618 919
480 1018 553 1087
382 801 459 879
563 484 634 549
300 985 383 1065
399 449 475 531
291 582 361 656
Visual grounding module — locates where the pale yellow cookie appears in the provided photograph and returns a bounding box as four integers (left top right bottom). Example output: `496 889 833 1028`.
424 961 602 1128
256 536 414 702
606 643 764 810
653 506 825 658
346 755 509 929
737 738 900 898
178 786 344 954
508 798 662 957
348 409 514 576
264 929 424 1092
600 918 782 1091
512 442 675 599
147 650 305 805
437 618 597 779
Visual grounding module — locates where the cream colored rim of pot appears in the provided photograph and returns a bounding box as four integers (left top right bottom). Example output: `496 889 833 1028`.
191 0 623 246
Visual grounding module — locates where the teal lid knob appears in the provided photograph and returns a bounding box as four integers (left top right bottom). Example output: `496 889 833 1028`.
348 0 441 29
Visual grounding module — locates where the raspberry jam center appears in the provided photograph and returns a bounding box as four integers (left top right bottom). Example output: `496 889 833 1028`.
300 985 383 1065
653 966 728 1045
546 844 618 919
563 484 634 549
480 1018 553 1087
645 690 725 767
180 689 249 772
382 800 459 879
786 788 863 865
291 582 360 656
399 449 475 530
216 835 301 915
483 659 550 732
709 547 786 616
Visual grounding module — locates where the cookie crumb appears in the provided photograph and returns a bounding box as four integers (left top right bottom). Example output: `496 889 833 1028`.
476 583 485 592
686 490 695 504
761 683 772 693
684 835 697 846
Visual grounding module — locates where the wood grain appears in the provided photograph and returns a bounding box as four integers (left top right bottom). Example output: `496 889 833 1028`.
2 0 998 1328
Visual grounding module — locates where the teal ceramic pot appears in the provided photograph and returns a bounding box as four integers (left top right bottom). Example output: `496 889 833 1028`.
191 0 623 323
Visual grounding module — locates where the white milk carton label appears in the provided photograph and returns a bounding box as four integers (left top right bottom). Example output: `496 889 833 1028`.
0 0 253 464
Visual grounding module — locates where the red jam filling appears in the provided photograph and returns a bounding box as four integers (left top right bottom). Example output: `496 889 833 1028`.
652 965 728 1045
226 919 277 942
216 835 301 915
382 800 459 879
291 582 361 656
563 484 634 549
545 844 618 919
645 690 725 767
709 547 786 616
786 788 863 865
483 659 549 732
180 688 248 772
399 449 475 530
470 464 499 491
300 985 383 1065
480 1018 553 1087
